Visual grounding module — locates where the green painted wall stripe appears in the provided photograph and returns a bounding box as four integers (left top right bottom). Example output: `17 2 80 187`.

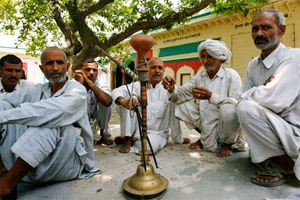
159 42 200 57
159 38 220 57
190 10 212 20
164 57 199 63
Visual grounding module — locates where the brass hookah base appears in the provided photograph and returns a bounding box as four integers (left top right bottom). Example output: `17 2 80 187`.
123 33 168 199
122 162 168 199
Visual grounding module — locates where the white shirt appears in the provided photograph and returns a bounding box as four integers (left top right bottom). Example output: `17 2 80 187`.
169 66 242 139
0 79 96 173
112 81 183 143
87 77 111 118
0 79 35 93
241 44 300 127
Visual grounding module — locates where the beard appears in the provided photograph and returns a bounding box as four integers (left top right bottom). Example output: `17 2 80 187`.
254 36 278 50
47 72 67 84
204 65 217 73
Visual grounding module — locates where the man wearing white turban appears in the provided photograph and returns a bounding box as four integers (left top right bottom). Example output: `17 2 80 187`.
162 39 247 157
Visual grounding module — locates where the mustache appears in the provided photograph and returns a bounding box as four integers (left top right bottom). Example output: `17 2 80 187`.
204 63 213 67
8 77 18 81
49 71 64 76
254 36 269 43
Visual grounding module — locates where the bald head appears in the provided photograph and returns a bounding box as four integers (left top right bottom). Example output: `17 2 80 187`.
40 46 67 65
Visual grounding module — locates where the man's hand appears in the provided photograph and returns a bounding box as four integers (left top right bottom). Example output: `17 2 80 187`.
74 70 85 84
162 75 175 93
264 75 274 86
117 97 140 110
74 70 94 88
192 86 212 100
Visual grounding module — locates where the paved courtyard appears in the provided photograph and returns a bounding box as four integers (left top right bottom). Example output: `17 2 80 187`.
15 108 300 200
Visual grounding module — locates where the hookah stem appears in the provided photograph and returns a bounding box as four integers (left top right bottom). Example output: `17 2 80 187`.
135 106 147 171
140 80 148 171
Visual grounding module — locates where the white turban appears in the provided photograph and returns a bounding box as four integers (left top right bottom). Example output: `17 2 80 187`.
197 39 232 63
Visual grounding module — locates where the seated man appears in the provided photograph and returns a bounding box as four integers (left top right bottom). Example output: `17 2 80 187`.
75 58 113 145
112 57 190 154
237 9 299 187
162 39 247 157
0 54 35 93
0 47 99 198
0 54 36 198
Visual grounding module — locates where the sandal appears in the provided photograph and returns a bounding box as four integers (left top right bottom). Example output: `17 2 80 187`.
251 161 295 187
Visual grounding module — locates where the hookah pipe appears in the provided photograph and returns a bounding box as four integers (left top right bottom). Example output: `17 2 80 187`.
95 46 138 81
111 35 168 199
95 42 159 170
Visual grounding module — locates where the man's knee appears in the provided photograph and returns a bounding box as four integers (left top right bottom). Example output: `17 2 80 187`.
220 104 238 123
175 101 199 125
237 100 258 122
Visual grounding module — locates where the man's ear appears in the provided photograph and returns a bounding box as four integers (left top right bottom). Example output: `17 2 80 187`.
67 63 71 71
279 25 286 36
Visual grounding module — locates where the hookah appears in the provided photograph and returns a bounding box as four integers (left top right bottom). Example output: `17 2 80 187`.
96 34 168 199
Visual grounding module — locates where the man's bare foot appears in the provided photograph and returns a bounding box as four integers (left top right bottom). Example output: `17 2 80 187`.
97 129 113 146
0 158 33 197
217 143 233 157
0 179 17 198
182 137 191 144
189 139 202 149
0 160 11 197
119 136 132 153
97 136 113 146
0 178 13 197
114 135 125 145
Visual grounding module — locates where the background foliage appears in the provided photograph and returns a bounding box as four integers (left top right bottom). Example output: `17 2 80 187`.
0 0 268 70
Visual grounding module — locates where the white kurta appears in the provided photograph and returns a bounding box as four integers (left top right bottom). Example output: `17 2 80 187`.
112 81 184 154
169 67 243 152
87 76 112 140
0 79 99 183
237 44 300 179
0 79 36 178
0 79 35 93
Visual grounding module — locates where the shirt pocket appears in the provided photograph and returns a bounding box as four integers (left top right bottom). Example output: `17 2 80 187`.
155 101 168 119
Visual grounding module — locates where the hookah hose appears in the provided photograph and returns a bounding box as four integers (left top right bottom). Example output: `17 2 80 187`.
134 105 159 169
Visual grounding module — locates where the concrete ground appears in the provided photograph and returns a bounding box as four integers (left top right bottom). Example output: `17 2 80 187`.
16 110 300 200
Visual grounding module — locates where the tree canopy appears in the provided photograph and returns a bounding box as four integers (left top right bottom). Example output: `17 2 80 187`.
0 0 268 70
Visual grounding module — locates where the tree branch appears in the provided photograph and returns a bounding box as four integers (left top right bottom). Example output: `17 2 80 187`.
106 0 215 47
53 1 82 56
81 0 115 17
